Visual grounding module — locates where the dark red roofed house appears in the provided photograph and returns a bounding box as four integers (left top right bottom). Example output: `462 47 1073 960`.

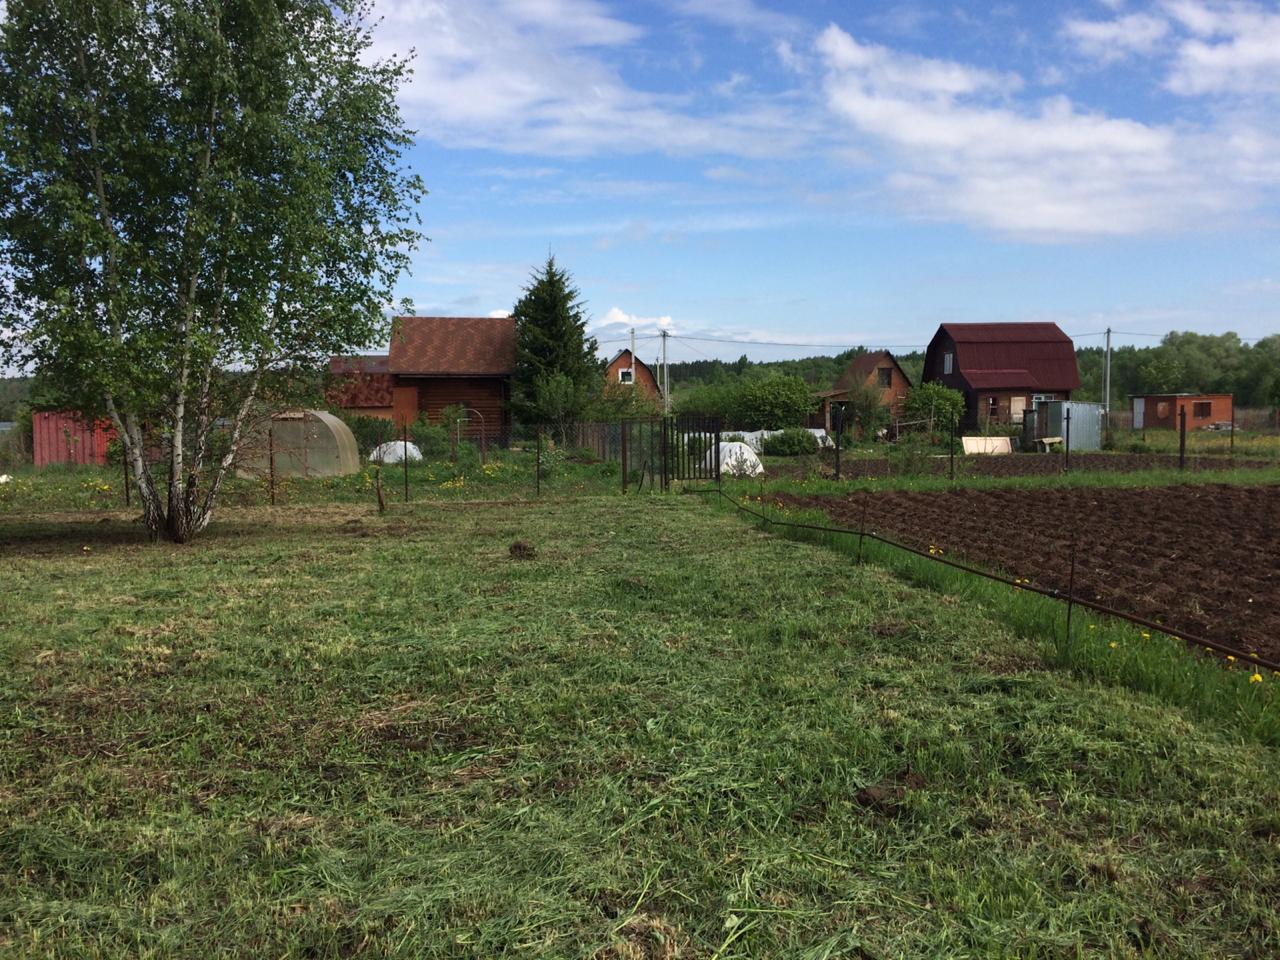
815 350 912 430
328 316 515 436
923 323 1079 429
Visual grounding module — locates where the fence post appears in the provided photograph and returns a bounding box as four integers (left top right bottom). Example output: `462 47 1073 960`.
268 426 276 506
660 417 669 493
402 425 409 503
1179 406 1187 470
949 413 955 483
621 420 629 493
1230 405 1235 460
1065 535 1077 643
833 406 842 482
1063 407 1072 473
857 493 869 564
535 429 542 496
714 420 722 489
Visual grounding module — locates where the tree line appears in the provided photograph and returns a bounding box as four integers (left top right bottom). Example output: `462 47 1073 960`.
666 332 1280 409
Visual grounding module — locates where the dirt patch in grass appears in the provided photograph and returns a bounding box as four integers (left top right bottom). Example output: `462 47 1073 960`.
781 483 1280 661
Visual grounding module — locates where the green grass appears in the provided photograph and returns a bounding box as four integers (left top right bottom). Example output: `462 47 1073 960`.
4 496 1280 957
714 492 1280 746
1121 428 1280 460
737 460 1280 499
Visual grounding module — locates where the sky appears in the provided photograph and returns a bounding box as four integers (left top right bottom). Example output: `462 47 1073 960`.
367 0 1280 364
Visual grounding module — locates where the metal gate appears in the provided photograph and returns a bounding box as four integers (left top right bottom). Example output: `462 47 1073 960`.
613 416 723 491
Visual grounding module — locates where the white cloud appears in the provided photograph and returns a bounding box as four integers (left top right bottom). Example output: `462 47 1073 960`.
487 309 512 318
815 23 1251 239
1163 0 1280 95
666 0 801 34
594 307 675 336
372 0 810 157
1063 13 1170 62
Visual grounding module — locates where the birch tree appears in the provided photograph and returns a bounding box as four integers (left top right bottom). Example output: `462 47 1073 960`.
0 0 423 541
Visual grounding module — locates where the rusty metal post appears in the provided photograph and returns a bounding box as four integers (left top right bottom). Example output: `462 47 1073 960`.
1179 405 1187 470
402 424 409 502
268 426 276 506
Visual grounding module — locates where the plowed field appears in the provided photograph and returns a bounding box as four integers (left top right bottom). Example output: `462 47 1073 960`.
808 452 1277 480
782 484 1280 661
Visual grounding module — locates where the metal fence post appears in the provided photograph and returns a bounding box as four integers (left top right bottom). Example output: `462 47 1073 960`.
949 413 955 482
857 493 869 564
1230 405 1235 460
402 424 409 502
1065 535 1077 643
833 406 842 482
1063 407 1072 473
1179 406 1187 470
621 419 629 493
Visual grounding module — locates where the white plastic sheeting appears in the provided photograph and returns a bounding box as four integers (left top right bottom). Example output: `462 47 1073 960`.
705 441 765 477
727 429 832 452
960 436 1013 455
371 440 423 464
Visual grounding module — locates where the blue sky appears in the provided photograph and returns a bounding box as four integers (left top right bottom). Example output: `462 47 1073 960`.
374 0 1280 363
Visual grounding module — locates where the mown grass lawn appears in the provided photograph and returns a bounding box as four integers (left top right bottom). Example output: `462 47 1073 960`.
2 496 1279 958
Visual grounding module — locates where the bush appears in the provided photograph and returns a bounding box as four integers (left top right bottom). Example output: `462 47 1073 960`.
410 419 451 459
903 382 964 430
339 413 396 458
734 375 815 431
761 428 819 456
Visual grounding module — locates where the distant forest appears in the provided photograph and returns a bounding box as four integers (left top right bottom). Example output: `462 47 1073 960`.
3 331 1278 419
663 332 1280 409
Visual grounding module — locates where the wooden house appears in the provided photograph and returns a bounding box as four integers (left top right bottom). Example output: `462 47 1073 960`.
923 323 1079 429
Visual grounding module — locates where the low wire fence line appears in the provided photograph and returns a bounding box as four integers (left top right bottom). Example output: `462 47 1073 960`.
692 484 1280 675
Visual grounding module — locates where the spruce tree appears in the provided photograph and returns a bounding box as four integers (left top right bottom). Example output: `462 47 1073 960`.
510 257 599 431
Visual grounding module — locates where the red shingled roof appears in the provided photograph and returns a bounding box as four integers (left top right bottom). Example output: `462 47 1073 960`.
328 355 390 376
938 323 1079 392
387 316 516 376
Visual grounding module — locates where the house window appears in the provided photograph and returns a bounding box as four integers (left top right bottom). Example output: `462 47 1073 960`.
1156 401 1170 418
1193 401 1211 418
618 369 634 384
1031 393 1055 407
877 368 892 388
943 352 954 375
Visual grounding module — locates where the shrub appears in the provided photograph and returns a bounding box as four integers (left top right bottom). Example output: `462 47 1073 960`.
340 413 396 458
903 382 964 430
734 375 815 430
838 383 890 438
761 428 819 456
410 418 451 459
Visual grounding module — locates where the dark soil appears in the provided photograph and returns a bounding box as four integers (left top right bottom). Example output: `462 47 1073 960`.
775 451 1277 481
781 484 1280 662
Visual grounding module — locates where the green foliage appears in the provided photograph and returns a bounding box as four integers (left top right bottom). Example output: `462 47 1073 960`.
738 375 817 429
338 413 397 458
839 382 890 437
0 0 423 540
903 382 965 428
761 428 819 456
510 258 598 426
586 378 661 421
410 418 450 460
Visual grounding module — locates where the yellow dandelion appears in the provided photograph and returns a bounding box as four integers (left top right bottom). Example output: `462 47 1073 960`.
1249 673 1263 683
1227 655 1236 663
1088 624 1096 631
1109 642 1118 649
1141 632 1150 639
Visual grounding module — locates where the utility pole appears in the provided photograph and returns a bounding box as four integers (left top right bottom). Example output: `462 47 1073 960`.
629 327 636 383
661 329 670 414
1103 326 1112 429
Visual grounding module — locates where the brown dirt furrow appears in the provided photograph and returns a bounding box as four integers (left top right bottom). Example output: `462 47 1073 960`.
780 484 1280 662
